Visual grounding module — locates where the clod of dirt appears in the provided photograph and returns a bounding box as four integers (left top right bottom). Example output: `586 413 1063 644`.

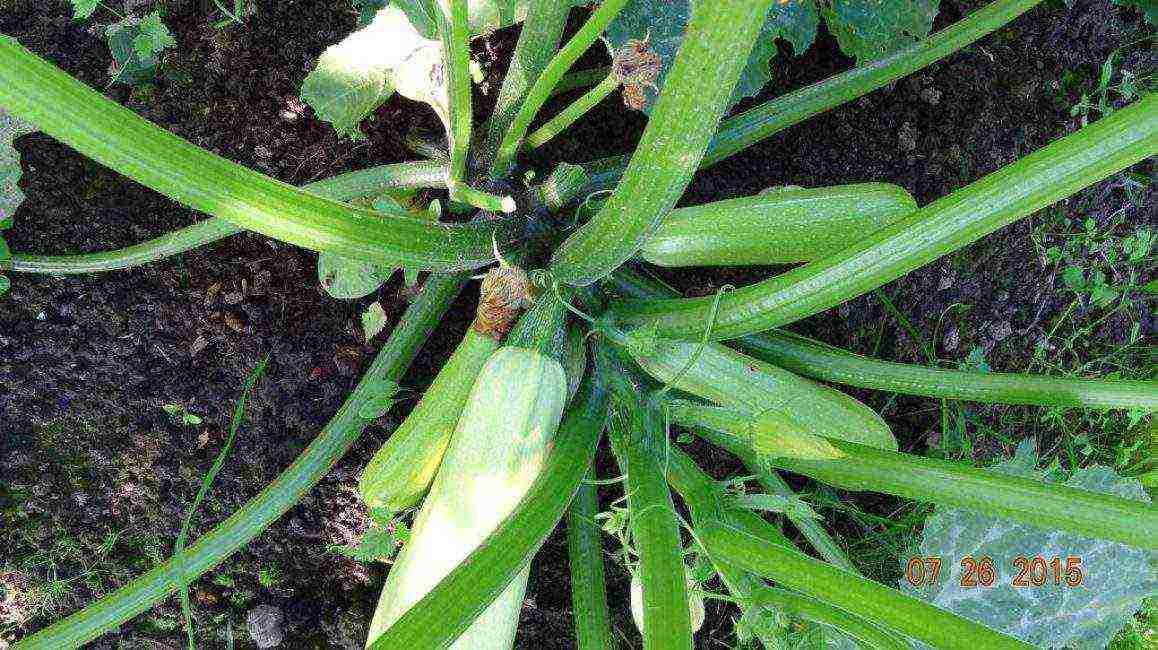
246 604 285 649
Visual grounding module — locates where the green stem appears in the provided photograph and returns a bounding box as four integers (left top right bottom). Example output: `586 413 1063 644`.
479 0 572 168
0 38 518 271
551 67 611 97
14 273 468 649
441 0 473 189
580 0 1046 192
609 265 1158 412
750 587 912 650
736 330 1158 410
490 0 630 174
608 404 694 650
524 74 619 151
5 162 446 275
747 436 1158 550
700 522 1033 649
549 0 776 286
366 365 609 648
609 94 1158 338
566 478 614 650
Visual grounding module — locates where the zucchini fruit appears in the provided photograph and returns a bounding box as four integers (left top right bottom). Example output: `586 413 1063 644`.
366 293 569 648
609 326 897 451
641 183 917 267
359 266 530 511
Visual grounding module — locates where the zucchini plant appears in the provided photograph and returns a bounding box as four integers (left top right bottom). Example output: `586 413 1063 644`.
2 0 1156 648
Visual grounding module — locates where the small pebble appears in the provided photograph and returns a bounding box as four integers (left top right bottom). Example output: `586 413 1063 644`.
246 604 285 649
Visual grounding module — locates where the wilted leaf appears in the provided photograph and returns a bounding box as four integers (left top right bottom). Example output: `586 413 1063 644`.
903 439 1156 648
603 0 822 113
823 0 940 62
301 6 426 139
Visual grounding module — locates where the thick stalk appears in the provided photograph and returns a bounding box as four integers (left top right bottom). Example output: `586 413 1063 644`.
479 0 571 167
566 478 614 649
581 0 1046 192
5 162 446 275
490 0 630 174
609 95 1158 338
442 0 473 190
701 522 1033 649
524 74 619 151
14 273 468 649
736 330 1158 410
549 0 775 286
609 265 1158 411
609 405 694 650
700 429 1158 550
0 38 519 270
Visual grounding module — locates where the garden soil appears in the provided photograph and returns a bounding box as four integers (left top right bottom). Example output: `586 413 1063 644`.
1 0 1152 648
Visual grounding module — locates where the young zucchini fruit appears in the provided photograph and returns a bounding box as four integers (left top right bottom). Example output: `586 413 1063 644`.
640 183 917 267
365 291 569 649
604 323 896 451
358 266 530 511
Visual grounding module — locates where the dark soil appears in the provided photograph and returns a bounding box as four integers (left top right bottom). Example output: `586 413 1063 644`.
1 0 1153 648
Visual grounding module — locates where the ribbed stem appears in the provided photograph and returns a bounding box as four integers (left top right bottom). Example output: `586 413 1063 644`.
524 74 619 150
6 162 446 275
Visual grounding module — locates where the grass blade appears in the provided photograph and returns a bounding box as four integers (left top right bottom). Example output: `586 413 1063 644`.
176 357 270 650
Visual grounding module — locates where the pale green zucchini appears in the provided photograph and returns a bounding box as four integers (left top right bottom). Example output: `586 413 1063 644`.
640 183 917 267
366 294 569 648
606 324 896 451
358 266 530 511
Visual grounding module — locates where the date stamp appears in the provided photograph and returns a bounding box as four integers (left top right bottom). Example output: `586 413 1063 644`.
904 555 1085 588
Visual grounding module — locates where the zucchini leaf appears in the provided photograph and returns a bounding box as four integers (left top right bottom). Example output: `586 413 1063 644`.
603 0 940 113
903 439 1156 648
1 108 33 297
300 6 416 139
823 0 940 62
352 0 389 26
317 190 434 298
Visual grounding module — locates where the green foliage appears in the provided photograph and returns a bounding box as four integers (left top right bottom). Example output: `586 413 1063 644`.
1114 0 1157 25
353 0 390 27
69 0 100 21
161 403 204 427
603 0 940 112
904 439 1156 648
1 108 32 296
330 508 410 562
823 0 940 61
106 12 176 86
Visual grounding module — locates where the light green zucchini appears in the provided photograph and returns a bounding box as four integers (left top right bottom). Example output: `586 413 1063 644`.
605 324 896 451
640 183 917 267
366 293 568 648
358 266 530 511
